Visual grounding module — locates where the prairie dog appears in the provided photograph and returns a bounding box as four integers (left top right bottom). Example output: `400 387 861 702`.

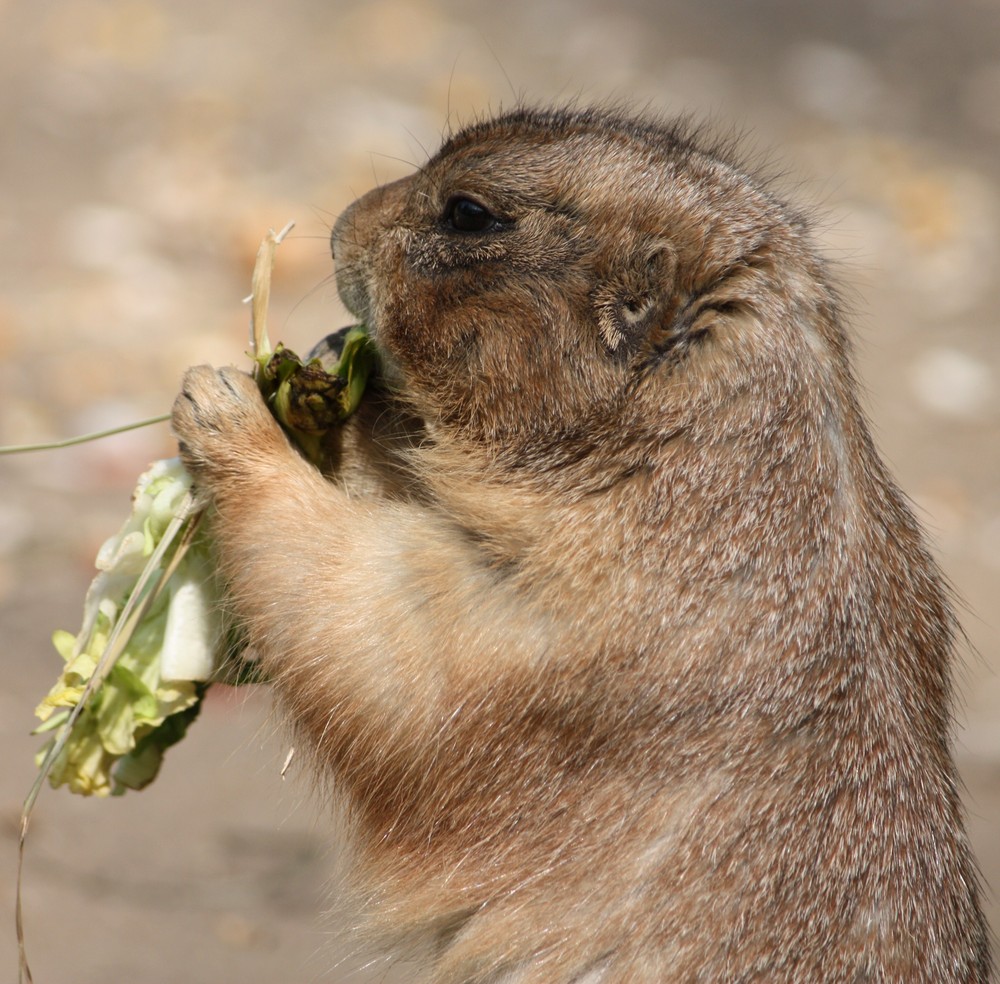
172 107 992 982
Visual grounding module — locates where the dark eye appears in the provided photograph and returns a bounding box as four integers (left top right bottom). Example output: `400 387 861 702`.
443 196 500 233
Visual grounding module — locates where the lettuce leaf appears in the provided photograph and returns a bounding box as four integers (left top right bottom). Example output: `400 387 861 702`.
34 459 219 796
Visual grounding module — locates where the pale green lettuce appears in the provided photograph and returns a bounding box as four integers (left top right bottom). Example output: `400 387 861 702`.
34 458 222 796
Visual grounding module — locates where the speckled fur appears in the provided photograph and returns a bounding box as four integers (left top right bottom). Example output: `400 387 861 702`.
172 107 992 982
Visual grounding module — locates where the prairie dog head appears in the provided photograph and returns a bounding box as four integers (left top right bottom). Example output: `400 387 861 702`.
332 107 847 471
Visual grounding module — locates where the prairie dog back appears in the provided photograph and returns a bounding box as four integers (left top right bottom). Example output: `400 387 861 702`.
172 107 992 982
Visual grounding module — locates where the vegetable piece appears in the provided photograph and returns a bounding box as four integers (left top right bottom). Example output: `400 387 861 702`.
254 328 377 465
247 224 377 464
33 458 216 795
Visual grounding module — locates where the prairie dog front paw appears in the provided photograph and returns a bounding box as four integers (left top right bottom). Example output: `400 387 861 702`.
171 365 289 485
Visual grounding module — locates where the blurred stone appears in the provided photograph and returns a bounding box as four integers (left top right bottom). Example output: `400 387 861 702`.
658 57 732 115
0 399 58 451
0 302 16 362
43 0 169 70
976 514 1000 573
338 0 453 72
913 475 974 546
804 133 1000 318
963 61 1000 135
956 679 1000 760
562 14 647 88
213 913 271 949
908 346 995 419
893 168 999 318
784 42 883 125
0 561 14 604
104 143 242 232
61 203 156 274
0 502 34 558
304 92 441 189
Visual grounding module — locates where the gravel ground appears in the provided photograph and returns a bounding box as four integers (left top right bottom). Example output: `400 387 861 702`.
1 1 998 981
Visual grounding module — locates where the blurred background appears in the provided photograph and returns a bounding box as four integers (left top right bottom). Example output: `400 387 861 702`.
1 0 997 980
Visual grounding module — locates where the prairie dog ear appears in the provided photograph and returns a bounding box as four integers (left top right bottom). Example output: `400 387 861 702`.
594 245 677 354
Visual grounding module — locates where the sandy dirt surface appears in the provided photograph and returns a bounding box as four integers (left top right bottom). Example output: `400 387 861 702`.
1 0 998 980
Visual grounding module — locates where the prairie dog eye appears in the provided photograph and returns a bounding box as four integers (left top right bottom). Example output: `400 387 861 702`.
443 196 500 233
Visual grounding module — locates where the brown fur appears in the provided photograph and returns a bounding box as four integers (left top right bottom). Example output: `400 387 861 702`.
172 107 992 982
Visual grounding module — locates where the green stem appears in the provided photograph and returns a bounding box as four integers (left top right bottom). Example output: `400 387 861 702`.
0 414 171 455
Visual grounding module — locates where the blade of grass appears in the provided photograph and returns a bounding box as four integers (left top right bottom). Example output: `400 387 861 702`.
0 415 170 456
